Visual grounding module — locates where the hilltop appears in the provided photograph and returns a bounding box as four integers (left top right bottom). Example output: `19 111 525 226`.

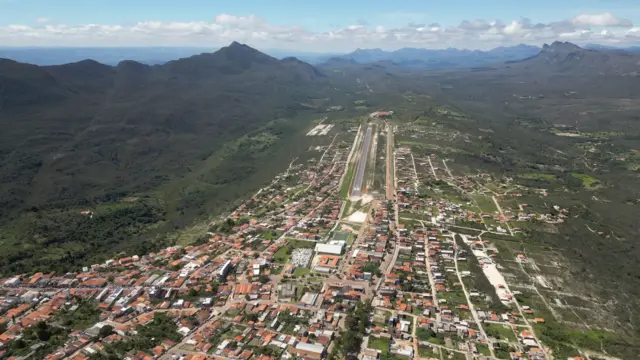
505 41 640 75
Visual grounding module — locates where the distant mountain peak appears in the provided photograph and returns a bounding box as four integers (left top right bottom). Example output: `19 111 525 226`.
542 41 584 53
116 60 151 74
117 59 146 67
353 48 385 54
214 42 276 63
227 41 257 52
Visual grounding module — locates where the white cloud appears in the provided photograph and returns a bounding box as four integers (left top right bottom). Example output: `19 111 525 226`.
0 12 637 51
503 20 525 35
571 12 632 27
459 19 493 31
215 14 262 28
35 18 50 24
626 27 640 39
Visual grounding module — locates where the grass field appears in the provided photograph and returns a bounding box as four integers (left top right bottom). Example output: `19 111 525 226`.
571 173 600 188
477 344 491 356
521 173 556 181
418 345 436 358
293 267 311 276
485 324 517 342
472 194 498 213
340 161 356 199
368 337 390 355
347 233 355 245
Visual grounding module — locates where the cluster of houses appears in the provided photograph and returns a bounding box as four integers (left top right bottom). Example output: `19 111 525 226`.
346 205 393 281
182 303 342 360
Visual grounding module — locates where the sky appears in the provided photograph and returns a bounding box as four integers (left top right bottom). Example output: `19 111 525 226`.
1 0 640 51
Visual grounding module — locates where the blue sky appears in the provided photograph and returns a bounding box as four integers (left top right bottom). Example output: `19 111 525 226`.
3 0 640 28
1 0 639 50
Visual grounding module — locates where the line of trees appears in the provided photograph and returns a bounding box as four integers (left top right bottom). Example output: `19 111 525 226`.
327 301 372 360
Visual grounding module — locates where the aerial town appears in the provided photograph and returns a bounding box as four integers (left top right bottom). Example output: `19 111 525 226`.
0 117 590 360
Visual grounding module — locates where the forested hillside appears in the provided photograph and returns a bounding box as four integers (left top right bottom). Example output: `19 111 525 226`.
0 42 331 274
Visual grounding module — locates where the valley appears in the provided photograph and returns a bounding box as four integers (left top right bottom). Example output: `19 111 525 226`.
0 41 639 360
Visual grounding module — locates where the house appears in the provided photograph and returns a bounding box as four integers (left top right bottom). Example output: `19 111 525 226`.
290 342 325 360
390 343 413 358
300 292 318 306
363 348 379 360
314 255 340 273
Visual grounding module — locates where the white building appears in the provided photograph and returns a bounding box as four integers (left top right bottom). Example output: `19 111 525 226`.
315 243 343 255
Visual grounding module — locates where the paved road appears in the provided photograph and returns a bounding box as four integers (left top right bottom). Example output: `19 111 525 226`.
427 156 438 180
492 195 514 236
351 125 374 197
453 235 496 358
384 241 400 274
420 222 440 323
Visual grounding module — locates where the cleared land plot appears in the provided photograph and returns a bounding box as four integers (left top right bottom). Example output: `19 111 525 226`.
293 267 312 276
472 194 498 213
331 231 351 241
484 323 518 343
368 337 390 355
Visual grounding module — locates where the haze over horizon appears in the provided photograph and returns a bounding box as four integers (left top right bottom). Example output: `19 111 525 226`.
1 0 640 51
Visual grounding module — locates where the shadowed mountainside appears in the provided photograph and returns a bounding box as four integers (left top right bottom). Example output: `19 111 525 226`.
0 41 327 216
0 42 331 272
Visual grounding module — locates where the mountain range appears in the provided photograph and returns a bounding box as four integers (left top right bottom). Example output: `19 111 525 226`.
0 41 326 220
4 43 640 68
0 46 339 66
330 44 541 68
510 41 640 74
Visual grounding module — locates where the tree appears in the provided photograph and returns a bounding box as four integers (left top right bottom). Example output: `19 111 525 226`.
345 314 359 330
363 261 380 275
341 331 361 353
99 325 114 338
37 329 51 341
258 275 270 284
11 339 27 350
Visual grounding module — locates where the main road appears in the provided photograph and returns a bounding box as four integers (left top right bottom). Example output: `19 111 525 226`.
351 124 374 197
